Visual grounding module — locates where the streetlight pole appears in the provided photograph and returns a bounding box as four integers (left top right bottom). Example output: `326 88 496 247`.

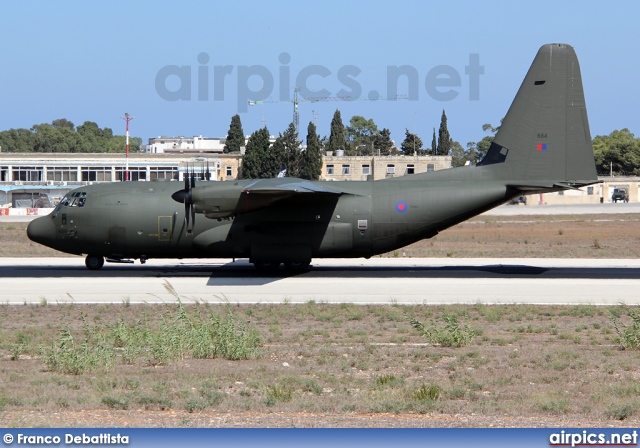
121 113 134 181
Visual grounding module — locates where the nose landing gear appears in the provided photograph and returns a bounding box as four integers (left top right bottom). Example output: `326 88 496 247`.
85 254 105 270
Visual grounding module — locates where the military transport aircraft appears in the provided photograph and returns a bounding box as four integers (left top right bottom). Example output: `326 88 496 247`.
27 44 599 271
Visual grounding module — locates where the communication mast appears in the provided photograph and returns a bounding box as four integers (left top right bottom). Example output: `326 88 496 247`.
121 113 134 181
249 89 407 132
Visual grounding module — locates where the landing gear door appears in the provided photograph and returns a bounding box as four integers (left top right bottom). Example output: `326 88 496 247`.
158 216 172 242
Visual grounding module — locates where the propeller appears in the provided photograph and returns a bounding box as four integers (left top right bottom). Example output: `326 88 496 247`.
171 165 196 234
171 162 214 234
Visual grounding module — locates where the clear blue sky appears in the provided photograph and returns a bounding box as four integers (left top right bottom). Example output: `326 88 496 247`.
1 0 638 149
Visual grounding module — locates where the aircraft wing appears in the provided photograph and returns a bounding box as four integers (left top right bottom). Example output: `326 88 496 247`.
195 178 347 219
241 178 345 195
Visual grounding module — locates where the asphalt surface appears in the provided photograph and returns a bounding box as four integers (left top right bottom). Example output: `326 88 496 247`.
2 257 639 305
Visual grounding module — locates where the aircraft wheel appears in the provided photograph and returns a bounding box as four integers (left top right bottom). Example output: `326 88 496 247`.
85 254 105 270
284 260 311 272
254 261 281 271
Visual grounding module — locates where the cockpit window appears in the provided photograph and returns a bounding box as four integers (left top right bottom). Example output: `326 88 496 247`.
53 192 87 217
68 192 87 207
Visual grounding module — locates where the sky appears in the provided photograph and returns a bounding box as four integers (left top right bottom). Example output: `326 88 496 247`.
1 0 638 149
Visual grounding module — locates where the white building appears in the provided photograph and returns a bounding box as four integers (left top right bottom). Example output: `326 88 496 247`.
143 136 227 154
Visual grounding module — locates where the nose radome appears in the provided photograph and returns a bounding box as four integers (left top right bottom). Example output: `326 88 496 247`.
27 216 56 247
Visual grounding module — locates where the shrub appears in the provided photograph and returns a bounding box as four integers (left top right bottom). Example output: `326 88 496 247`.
265 384 293 406
605 404 635 420
611 306 640 350
413 384 441 402
409 314 477 347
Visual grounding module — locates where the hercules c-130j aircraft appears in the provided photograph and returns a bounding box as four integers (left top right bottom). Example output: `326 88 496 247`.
27 44 599 271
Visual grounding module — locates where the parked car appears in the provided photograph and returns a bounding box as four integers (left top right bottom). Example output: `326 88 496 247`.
509 195 527 205
611 188 629 203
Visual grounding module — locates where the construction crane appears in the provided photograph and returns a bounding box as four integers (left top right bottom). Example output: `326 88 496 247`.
248 87 408 132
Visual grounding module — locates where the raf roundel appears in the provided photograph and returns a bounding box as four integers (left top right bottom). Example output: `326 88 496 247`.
396 201 408 213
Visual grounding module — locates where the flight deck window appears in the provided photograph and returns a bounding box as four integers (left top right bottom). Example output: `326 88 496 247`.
68 192 87 207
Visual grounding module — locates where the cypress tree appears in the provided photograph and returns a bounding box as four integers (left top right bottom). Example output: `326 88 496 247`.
241 127 271 178
327 109 346 155
300 121 323 180
223 114 245 153
437 110 452 156
431 128 437 155
281 122 301 177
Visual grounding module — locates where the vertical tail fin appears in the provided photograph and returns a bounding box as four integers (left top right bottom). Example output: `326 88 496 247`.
478 43 598 186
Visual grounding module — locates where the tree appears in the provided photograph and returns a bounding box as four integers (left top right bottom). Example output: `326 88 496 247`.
223 114 245 153
0 119 138 154
373 128 394 156
52 118 75 131
300 121 323 180
241 128 273 178
437 110 452 156
327 109 346 155
450 141 467 167
593 129 640 175
346 115 378 155
475 122 501 162
465 142 479 165
400 129 423 155
280 122 301 177
0 128 33 152
431 128 437 155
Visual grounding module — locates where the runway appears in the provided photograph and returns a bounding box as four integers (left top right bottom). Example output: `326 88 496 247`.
2 257 640 305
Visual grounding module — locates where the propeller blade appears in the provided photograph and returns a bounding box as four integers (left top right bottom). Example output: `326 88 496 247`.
190 201 196 231
184 199 190 229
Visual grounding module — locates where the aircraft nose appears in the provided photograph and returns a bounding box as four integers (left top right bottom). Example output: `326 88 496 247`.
27 216 56 247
